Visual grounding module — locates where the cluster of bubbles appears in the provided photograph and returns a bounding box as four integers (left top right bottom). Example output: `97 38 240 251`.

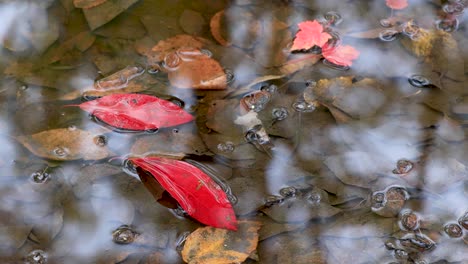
240 90 271 113
217 141 235 153
30 167 50 184
408 75 431 88
436 1 465 32
371 185 409 217
392 159 414 174
245 124 270 145
263 186 323 207
52 146 69 158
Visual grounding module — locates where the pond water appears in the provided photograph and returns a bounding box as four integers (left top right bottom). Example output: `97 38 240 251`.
0 0 467 263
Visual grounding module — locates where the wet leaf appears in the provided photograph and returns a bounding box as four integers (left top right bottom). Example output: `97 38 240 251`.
16 128 114 161
148 34 205 63
94 13 146 39
181 220 261 264
131 125 209 158
73 0 107 9
279 53 321 75
210 10 230 46
221 6 263 49
386 0 408 10
73 93 194 131
43 31 96 65
0 225 32 249
81 0 140 30
167 54 227 90
322 43 360 67
290 20 331 51
130 157 238 230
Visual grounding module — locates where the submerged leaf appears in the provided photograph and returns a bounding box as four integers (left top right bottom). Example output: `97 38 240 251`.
290 20 331 51
181 220 261 264
74 94 194 131
130 157 237 230
322 44 360 67
16 128 113 161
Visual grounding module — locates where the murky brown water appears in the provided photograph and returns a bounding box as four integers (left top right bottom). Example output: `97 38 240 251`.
0 0 467 263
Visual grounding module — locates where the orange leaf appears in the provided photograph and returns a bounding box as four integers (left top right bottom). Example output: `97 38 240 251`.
322 44 360 67
181 220 261 264
386 0 408 10
290 20 331 51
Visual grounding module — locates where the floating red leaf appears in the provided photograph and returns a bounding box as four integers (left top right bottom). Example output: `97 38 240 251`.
322 43 360 67
130 157 238 230
290 20 331 51
73 94 194 131
386 0 408 10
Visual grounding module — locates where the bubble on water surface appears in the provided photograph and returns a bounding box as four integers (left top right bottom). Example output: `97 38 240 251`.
272 107 288 121
408 75 431 88
245 125 270 145
292 100 316 112
200 49 213 57
260 84 278 94
241 91 271 112
371 192 385 209
93 135 107 147
279 186 297 198
112 225 138 244
25 249 47 264
324 11 343 26
379 18 393 27
435 18 459 32
393 249 409 262
444 223 463 238
305 190 322 205
163 52 181 70
392 159 414 174
264 195 284 207
30 169 50 184
402 22 421 39
123 159 138 175
442 3 465 15
67 125 77 131
217 141 235 153
399 210 419 230
379 29 399 41
52 147 68 157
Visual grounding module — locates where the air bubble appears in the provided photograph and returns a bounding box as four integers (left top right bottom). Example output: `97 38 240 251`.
147 64 161 74
272 107 288 121
112 225 138 244
292 100 316 112
245 125 270 145
442 3 465 15
20 84 28 91
200 49 213 57
264 195 284 207
305 80 316 88
444 223 463 238
163 52 181 70
393 249 409 261
123 159 138 175
25 249 47 264
379 29 399 41
279 186 297 198
93 135 107 147
371 192 385 208
217 141 235 153
392 159 414 174
260 84 278 94
402 22 421 39
67 125 77 131
399 210 419 230
379 18 393 27
324 11 343 26
408 75 431 88
53 147 68 157
30 169 50 184
173 206 187 217
435 18 459 32
305 191 322 205
240 91 271 112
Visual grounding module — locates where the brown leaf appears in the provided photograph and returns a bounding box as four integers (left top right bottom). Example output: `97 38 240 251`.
181 220 261 264
278 54 321 75
179 9 207 35
210 10 231 46
81 0 140 30
149 34 205 63
73 0 107 9
16 128 114 161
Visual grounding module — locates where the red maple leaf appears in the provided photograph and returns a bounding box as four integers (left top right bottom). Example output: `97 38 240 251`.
322 43 360 67
386 0 408 10
290 20 332 51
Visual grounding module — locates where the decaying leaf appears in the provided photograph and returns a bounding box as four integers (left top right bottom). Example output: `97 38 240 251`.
167 54 227 90
322 43 360 67
148 34 205 63
182 220 261 264
16 128 114 161
278 53 321 75
400 28 464 81
210 10 231 46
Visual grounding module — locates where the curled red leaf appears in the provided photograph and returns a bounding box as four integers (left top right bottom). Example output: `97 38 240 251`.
322 43 360 67
386 0 408 10
130 157 238 230
290 20 331 51
73 94 194 131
